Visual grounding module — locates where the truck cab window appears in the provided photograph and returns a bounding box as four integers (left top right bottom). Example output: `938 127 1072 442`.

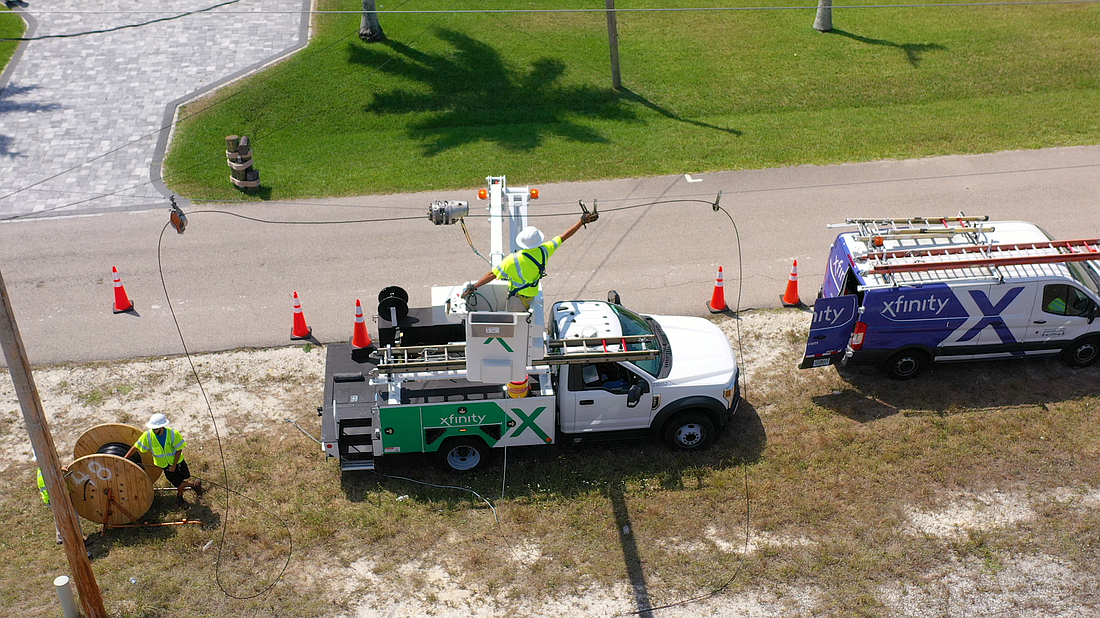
1043 284 1094 317
576 360 642 393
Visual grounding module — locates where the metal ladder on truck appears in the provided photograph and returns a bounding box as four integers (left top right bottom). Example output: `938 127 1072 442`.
373 335 660 375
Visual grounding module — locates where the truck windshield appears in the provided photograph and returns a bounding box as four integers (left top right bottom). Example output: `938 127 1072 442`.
610 305 663 377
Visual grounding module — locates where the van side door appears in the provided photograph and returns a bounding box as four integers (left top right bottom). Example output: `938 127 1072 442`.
1023 283 1099 352
970 283 1032 354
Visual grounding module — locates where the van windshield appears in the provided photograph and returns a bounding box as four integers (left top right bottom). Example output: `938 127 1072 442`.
1037 226 1100 296
1069 261 1100 296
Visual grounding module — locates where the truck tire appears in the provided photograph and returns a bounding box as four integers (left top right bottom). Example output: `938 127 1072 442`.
1062 337 1100 368
663 412 715 451
439 437 488 472
883 349 928 380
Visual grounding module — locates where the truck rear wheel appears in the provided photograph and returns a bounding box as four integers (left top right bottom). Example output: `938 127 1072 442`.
439 437 488 472
1062 337 1100 368
663 412 715 451
883 349 928 380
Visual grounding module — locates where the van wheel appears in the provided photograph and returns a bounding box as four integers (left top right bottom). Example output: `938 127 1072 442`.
439 437 488 472
883 350 928 380
1062 337 1100 368
663 413 715 451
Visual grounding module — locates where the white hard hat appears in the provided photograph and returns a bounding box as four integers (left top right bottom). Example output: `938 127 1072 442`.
516 226 545 250
146 413 170 429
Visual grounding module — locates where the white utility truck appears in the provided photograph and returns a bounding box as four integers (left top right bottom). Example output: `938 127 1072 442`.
319 177 740 471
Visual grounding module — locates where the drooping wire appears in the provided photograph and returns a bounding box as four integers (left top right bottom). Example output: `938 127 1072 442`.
0 0 400 210
280 418 532 565
460 218 491 265
157 221 292 600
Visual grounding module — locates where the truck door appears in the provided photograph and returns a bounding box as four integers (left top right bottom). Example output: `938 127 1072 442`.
562 362 651 433
1023 283 1099 353
800 295 858 369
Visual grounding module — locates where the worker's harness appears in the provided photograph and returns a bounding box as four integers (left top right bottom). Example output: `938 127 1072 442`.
507 246 548 298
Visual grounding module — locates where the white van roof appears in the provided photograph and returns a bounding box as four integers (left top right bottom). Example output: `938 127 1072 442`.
841 221 1097 288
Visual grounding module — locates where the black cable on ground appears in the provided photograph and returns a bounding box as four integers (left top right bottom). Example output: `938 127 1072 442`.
157 221 292 599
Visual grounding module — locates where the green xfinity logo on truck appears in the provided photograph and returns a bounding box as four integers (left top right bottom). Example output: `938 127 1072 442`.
484 337 513 352
510 406 551 443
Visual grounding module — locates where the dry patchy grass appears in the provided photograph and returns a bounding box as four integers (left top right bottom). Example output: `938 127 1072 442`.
2 311 1099 616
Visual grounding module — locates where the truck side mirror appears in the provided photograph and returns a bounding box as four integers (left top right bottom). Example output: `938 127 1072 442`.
626 384 643 408
1089 303 1097 325
608 290 621 305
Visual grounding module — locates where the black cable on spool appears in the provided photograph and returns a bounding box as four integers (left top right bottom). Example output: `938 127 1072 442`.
98 442 143 467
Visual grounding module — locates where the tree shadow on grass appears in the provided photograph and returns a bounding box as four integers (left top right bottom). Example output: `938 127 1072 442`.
348 29 738 155
828 28 947 67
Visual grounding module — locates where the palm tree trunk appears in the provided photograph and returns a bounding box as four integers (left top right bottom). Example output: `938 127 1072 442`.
359 0 385 43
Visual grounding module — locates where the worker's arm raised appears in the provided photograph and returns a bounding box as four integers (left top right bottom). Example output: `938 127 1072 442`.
560 212 598 243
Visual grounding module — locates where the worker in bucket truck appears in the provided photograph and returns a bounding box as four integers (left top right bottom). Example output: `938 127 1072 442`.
462 210 599 311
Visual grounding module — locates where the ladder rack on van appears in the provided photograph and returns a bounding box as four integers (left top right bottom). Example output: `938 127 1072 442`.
862 237 1100 275
845 215 992 244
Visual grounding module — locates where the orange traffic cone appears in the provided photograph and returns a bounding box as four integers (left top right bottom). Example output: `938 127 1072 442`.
707 266 728 313
112 266 134 313
291 292 312 340
781 260 805 308
352 299 372 349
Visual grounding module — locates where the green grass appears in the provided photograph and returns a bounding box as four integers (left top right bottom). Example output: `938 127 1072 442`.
0 7 25 75
164 0 1100 201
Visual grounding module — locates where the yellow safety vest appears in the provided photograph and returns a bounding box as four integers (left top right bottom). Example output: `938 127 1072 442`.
134 428 187 468
37 468 49 505
491 237 562 299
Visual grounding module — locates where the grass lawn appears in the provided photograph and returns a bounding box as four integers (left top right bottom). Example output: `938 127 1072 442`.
0 6 25 76
164 0 1100 201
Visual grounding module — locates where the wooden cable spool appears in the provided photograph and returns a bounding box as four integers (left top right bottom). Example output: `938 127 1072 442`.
73 423 162 484
66 454 154 525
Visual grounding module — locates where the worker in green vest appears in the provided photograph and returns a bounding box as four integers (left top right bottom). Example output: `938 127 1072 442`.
461 211 599 311
125 414 204 507
37 468 63 544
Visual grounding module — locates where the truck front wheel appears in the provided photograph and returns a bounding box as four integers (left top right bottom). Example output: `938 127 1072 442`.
439 437 488 472
663 413 715 451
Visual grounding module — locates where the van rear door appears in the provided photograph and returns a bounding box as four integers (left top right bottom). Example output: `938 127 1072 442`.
800 295 859 369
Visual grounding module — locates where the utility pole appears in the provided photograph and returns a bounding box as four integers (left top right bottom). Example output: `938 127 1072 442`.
0 266 107 618
605 0 622 90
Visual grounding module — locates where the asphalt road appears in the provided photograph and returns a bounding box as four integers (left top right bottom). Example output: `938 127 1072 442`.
1 145 1098 366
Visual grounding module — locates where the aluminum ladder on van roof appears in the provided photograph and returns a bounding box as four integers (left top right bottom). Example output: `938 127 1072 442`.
843 215 993 245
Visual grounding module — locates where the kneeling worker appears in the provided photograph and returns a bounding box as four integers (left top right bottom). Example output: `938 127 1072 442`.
125 413 203 507
462 210 599 311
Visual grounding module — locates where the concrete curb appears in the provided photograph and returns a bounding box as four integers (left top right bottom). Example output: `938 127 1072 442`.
149 0 315 208
0 5 36 95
